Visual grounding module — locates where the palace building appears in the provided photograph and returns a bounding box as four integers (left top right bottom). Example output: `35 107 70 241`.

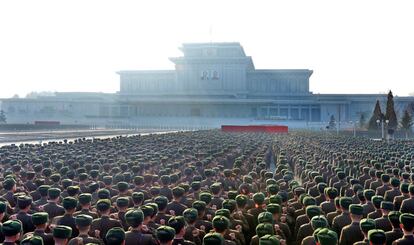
1 42 413 129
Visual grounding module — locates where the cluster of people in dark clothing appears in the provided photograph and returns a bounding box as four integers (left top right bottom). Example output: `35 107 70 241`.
0 130 413 245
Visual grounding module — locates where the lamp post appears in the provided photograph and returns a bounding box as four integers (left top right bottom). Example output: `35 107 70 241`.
376 119 389 140
350 121 358 137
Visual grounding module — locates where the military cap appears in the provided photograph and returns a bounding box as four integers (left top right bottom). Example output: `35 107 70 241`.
390 178 400 187
38 185 50 196
212 215 230 231
78 193 92 205
156 225 175 243
53 225 72 239
316 228 338 245
125 209 144 227
363 189 375 201
97 188 110 199
66 186 80 196
222 199 237 212
172 186 185 197
131 192 144 204
215 209 231 219
183 208 198 223
203 233 224 245
102 176 113 185
311 215 328 229
380 201 393 211
48 188 61 199
235 194 248 207
360 218 376 233
267 203 281 214
349 204 364 215
268 194 282 205
266 184 279 195
191 181 201 191
168 216 186 233
75 214 93 227
20 235 44 245
199 192 212 204
117 182 129 192
339 197 352 210
1 220 22 236
210 183 222 194
259 235 280 245
400 183 409 193
3 178 16 190
61 179 72 189
368 229 386 245
303 196 316 206
192 200 207 212
32 212 49 225
227 191 238 200
62 197 78 210
17 195 32 208
337 171 346 179
255 210 272 224
0 201 6 213
306 205 322 219
372 196 384 209
96 199 111 212
256 223 274 237
141 205 154 217
253 192 266 205
294 187 306 196
105 227 125 245
388 211 401 226
116 197 129 208
400 213 414 230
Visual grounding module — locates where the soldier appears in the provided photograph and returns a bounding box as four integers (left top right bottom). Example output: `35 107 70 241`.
374 201 393 232
392 213 414 245
73 194 98 219
105 227 125 245
67 215 102 245
384 178 401 203
376 174 392 197
332 197 352 235
192 201 213 234
210 183 224 210
1 220 22 245
297 206 322 244
15 195 35 233
166 187 187 216
159 175 173 201
301 216 328 245
354 218 376 245
52 197 79 239
393 183 409 211
42 188 65 220
110 182 133 207
202 233 226 245
211 216 237 245
52 225 72 245
367 229 386 245
168 216 196 245
338 204 364 245
368 196 384 220
33 185 50 208
250 223 274 245
385 211 403 245
320 187 338 215
154 196 172 225
115 197 130 230
124 209 157 245
248 193 266 222
22 212 54 245
183 208 204 245
399 185 414 214
102 176 119 198
362 189 376 218
90 199 122 242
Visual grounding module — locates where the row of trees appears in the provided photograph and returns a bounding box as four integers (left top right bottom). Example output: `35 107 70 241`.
367 90 413 137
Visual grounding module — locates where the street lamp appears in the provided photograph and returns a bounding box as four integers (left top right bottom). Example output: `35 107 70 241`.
376 119 389 140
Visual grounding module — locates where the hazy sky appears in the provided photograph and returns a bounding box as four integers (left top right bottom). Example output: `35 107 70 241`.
1 0 413 98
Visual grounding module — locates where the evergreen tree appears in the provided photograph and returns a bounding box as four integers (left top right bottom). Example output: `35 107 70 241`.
385 90 398 129
368 100 384 130
400 110 413 139
0 110 6 124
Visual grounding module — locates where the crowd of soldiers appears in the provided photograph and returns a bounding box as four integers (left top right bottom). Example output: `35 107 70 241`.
0 130 413 245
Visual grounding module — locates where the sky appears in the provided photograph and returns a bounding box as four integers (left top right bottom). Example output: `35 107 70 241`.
0 0 413 98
